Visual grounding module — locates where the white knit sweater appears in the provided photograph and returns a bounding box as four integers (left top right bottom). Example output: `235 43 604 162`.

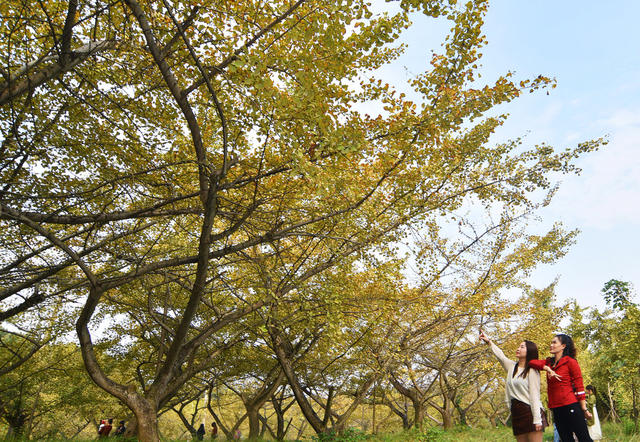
489 341 543 425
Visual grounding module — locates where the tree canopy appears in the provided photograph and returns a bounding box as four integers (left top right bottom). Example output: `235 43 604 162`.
0 0 603 440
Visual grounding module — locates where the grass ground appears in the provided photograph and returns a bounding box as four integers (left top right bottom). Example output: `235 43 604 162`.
307 421 640 442
6 421 638 441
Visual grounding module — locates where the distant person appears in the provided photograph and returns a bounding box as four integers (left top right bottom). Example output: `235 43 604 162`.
234 428 242 439
480 330 547 441
210 421 218 439
529 334 593 441
114 420 126 437
196 423 205 440
98 418 113 437
585 385 602 440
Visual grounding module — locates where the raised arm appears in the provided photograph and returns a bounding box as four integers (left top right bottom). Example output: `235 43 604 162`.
479 330 513 372
528 359 547 370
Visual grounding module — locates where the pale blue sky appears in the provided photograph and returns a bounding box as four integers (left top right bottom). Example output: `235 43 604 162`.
378 1 640 308
482 1 640 308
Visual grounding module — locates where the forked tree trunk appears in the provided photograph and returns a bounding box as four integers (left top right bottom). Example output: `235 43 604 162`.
273 401 287 440
271 393 295 440
429 395 455 429
387 373 424 429
240 368 286 439
270 327 378 436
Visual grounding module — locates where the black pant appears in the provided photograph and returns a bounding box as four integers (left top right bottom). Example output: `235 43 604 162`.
552 402 593 442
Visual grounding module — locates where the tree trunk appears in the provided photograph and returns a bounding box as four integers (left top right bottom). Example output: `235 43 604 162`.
442 410 454 429
270 325 378 435
607 382 619 423
246 405 260 439
632 378 639 433
269 328 326 434
4 413 27 440
271 393 294 440
403 400 411 429
259 411 268 438
458 409 467 427
429 396 455 429
121 398 161 442
207 393 247 441
239 368 286 439
172 404 197 438
371 386 376 434
24 387 42 439
454 395 472 428
295 419 307 440
273 401 286 440
387 372 422 429
133 407 160 442
412 399 425 429
437 376 455 429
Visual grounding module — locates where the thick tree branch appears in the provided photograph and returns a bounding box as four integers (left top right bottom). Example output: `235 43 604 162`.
0 40 115 106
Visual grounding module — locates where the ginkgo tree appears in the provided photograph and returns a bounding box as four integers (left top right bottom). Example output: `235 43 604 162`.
569 280 640 430
0 0 601 440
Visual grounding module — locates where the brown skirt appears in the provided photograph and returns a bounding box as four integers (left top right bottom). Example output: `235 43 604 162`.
511 399 548 436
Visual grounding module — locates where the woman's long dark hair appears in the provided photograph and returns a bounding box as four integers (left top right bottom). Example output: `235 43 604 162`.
546 333 577 365
513 340 539 379
556 333 577 359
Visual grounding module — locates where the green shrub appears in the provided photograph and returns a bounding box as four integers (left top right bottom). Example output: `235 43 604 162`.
622 417 639 435
416 426 446 442
312 427 370 442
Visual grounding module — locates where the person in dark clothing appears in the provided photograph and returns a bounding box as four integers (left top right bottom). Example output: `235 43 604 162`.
114 420 126 437
196 423 205 440
210 421 218 439
530 334 593 442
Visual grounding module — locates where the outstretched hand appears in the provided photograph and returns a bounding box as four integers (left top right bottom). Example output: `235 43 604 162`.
545 366 562 381
479 330 490 344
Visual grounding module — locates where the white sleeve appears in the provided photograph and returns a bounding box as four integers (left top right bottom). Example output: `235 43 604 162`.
489 341 514 372
528 368 542 425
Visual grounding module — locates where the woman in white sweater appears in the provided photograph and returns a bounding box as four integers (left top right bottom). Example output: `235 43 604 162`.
480 330 547 442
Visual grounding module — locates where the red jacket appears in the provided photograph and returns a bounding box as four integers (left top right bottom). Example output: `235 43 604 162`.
529 356 586 408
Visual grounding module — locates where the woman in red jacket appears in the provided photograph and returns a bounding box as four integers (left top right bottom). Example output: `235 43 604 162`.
530 334 593 442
